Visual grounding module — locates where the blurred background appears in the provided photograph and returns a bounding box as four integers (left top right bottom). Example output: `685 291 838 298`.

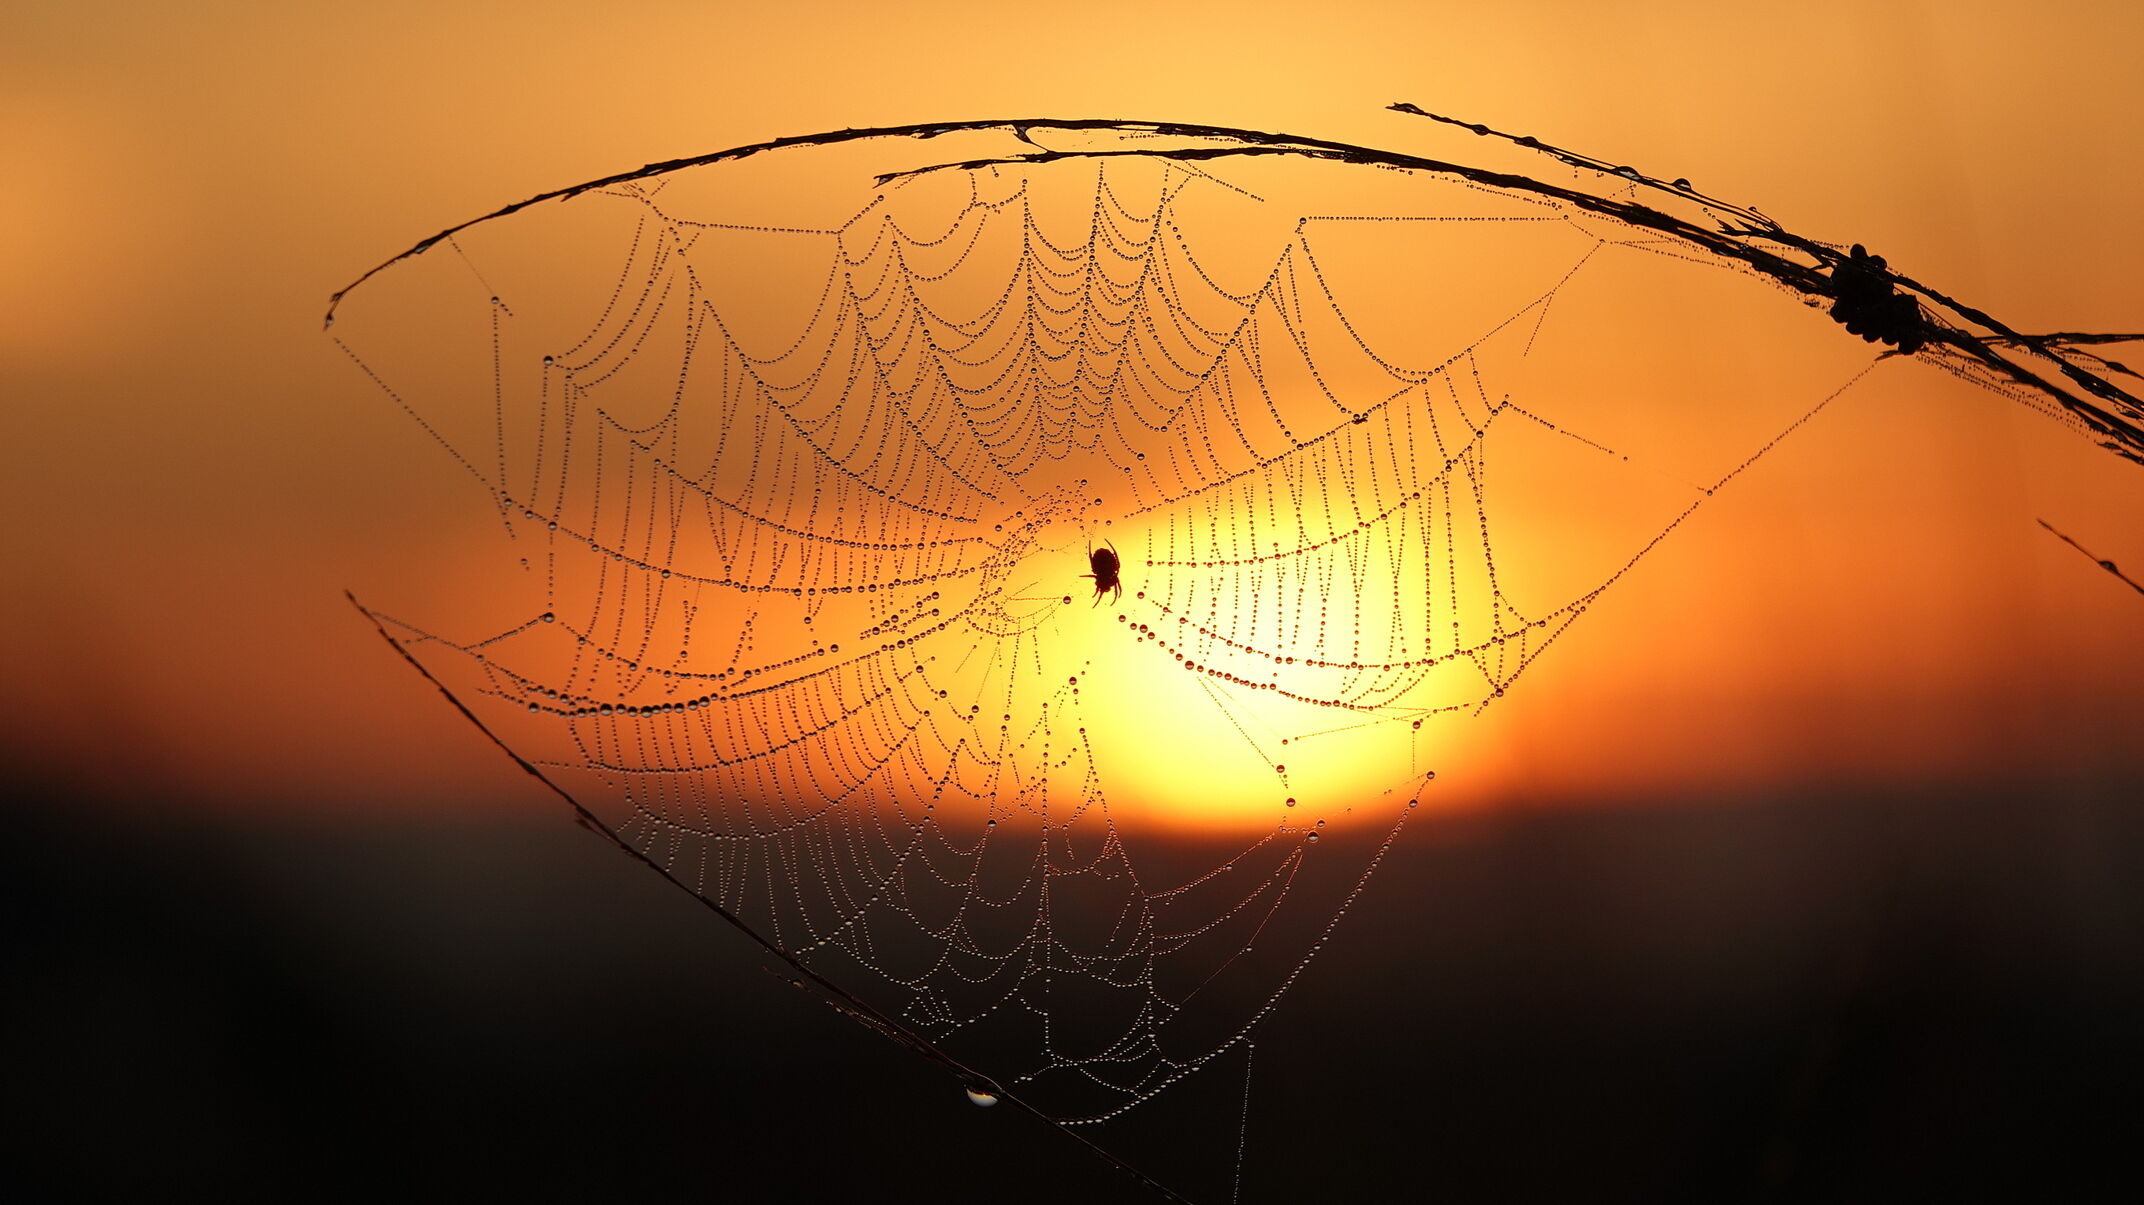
5 1 2141 1200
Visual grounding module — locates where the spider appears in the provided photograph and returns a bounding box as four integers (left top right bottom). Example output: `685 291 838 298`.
1080 539 1122 606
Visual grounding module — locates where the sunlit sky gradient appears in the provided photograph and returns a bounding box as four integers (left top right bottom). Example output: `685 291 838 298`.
3 0 2140 826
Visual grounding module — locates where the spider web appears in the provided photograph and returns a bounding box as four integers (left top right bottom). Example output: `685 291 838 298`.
328 117 2141 1201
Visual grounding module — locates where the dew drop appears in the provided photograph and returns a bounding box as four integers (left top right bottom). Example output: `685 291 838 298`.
965 1088 1000 1108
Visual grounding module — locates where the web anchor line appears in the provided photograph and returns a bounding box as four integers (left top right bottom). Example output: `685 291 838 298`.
2035 519 2144 597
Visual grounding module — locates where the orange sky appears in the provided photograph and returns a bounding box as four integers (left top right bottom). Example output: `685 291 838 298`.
3 0 2140 825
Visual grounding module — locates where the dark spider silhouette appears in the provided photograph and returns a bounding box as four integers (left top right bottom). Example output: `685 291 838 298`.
1080 539 1122 606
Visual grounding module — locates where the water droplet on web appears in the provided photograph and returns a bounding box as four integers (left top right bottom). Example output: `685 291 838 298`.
966 1088 1000 1107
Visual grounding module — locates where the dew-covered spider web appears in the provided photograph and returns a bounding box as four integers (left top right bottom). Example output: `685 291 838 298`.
329 114 2143 1201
